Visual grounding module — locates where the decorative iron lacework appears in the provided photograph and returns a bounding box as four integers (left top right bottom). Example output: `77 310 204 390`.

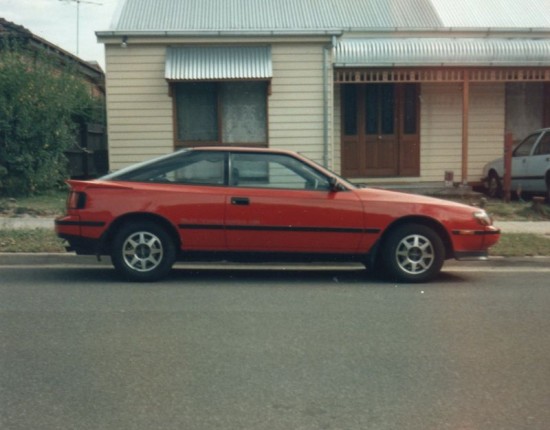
334 68 550 83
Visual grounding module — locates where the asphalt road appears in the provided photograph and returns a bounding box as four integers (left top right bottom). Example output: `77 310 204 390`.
1 255 550 430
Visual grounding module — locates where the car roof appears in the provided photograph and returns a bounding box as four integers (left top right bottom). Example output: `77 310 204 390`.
190 146 297 156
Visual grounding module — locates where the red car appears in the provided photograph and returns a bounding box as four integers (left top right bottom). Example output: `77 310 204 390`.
55 147 500 282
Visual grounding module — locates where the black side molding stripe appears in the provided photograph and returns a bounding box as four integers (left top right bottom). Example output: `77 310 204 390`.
178 224 225 230
179 224 380 234
55 220 106 227
452 230 500 236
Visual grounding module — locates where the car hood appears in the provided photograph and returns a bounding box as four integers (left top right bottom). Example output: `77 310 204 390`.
352 186 480 221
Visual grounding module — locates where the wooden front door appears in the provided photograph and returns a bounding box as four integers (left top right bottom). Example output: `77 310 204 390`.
341 83 420 178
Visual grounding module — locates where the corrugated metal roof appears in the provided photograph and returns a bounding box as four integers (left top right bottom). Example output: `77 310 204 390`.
165 46 272 80
335 38 550 67
431 0 550 29
103 0 550 35
109 0 442 33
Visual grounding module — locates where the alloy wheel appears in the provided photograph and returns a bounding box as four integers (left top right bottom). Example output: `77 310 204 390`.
122 231 164 272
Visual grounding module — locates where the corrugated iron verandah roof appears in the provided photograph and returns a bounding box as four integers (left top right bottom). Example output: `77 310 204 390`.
165 46 272 81
334 38 550 83
335 38 550 68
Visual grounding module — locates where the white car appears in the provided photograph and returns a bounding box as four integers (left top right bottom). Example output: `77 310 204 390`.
482 128 550 200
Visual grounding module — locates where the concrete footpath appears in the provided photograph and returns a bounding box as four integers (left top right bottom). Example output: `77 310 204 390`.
1 217 550 237
0 217 55 230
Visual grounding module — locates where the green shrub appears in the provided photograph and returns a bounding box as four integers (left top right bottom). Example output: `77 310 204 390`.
0 45 98 196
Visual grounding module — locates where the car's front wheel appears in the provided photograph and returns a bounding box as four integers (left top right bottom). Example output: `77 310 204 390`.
111 221 176 281
380 224 445 283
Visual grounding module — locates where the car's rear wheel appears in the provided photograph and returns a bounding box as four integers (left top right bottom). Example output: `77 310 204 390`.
487 171 502 198
111 221 176 281
380 224 445 283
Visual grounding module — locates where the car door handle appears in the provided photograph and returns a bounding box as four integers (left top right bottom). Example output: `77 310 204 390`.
231 197 250 206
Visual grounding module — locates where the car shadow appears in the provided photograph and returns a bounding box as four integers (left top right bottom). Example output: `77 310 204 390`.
20 262 468 286
162 264 468 286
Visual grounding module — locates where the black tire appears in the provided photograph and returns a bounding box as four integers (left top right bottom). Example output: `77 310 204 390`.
487 171 502 198
380 224 445 283
111 221 176 282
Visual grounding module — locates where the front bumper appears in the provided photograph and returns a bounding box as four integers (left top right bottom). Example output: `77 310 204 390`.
451 226 501 260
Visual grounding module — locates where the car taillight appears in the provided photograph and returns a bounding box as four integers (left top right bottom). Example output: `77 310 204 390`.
67 191 86 209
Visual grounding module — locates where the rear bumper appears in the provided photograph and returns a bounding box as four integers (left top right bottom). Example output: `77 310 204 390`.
55 215 105 255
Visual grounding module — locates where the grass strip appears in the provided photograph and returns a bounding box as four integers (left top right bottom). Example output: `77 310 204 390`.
490 233 550 257
0 229 65 253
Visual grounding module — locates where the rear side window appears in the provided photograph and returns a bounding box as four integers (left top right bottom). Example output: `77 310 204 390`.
110 151 226 186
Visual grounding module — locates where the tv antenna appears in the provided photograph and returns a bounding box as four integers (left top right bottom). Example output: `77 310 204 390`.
59 0 102 57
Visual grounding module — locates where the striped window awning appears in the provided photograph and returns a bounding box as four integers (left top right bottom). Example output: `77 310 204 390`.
165 46 272 81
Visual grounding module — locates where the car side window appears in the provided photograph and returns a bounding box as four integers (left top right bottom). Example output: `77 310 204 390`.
230 153 331 191
534 133 550 155
171 153 225 185
112 151 226 185
513 134 539 157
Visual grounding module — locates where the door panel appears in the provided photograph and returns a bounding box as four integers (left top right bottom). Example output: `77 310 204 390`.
364 84 398 176
225 188 365 252
341 83 420 178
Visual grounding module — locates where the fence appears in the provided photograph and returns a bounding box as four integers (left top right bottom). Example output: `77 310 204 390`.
65 123 108 178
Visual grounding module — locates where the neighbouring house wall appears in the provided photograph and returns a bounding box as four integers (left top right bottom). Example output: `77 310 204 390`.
420 82 505 183
506 83 544 144
420 83 463 182
269 43 329 165
105 45 172 170
468 83 506 183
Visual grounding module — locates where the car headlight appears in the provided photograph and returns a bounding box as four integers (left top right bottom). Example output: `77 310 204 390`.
473 210 492 226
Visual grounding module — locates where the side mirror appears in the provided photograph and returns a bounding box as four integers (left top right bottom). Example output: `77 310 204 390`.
328 176 340 192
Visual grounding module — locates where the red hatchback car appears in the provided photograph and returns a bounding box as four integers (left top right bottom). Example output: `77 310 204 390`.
55 147 500 283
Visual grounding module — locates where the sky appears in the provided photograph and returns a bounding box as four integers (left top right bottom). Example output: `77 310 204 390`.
1 0 120 69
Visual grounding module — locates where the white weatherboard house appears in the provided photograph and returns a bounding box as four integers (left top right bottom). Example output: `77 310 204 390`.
97 0 550 185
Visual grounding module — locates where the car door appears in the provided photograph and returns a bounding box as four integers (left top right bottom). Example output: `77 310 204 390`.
511 132 540 192
526 131 550 193
224 152 365 253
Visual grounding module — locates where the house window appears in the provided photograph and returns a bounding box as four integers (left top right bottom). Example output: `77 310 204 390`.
174 81 268 148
